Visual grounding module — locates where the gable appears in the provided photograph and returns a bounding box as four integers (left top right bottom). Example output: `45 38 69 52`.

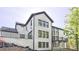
32 11 53 23
15 11 54 27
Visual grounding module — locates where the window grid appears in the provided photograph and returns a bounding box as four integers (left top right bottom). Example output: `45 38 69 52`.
38 30 42 38
38 42 49 48
38 30 49 38
38 19 49 28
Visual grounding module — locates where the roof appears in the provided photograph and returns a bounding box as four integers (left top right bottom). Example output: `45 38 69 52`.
16 22 25 26
52 26 64 30
0 27 18 33
0 11 54 33
16 11 54 26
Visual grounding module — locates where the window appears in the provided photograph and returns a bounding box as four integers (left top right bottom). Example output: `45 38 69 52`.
46 22 49 28
38 42 41 48
56 30 59 35
52 30 55 36
38 30 49 38
43 42 45 48
52 36 55 41
43 21 45 27
28 31 32 39
46 42 49 48
38 42 49 48
43 31 45 38
46 32 49 38
38 19 49 28
38 19 42 26
20 34 25 38
38 30 42 38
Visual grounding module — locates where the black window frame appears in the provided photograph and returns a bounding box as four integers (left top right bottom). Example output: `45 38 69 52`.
43 42 45 48
38 19 42 26
38 30 42 38
38 19 49 28
46 42 49 48
43 31 45 38
42 21 45 27
46 31 49 38
38 42 41 48
28 31 32 39
46 22 49 28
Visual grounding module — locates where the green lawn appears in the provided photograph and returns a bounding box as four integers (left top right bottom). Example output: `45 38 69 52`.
52 48 76 51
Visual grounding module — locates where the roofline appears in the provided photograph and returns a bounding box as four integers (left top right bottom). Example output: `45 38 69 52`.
1 30 18 33
25 11 54 25
16 22 25 26
25 14 34 25
52 26 64 30
15 11 54 26
1 11 54 33
0 27 18 33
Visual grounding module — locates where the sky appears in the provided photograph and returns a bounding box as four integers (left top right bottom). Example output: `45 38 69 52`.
0 7 70 28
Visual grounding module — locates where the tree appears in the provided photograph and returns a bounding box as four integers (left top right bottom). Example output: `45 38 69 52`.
65 7 79 51
67 38 76 49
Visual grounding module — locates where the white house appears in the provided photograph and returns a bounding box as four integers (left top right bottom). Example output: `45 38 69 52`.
0 11 67 51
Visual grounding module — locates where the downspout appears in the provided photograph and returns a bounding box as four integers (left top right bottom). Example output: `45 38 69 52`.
33 16 35 50
51 23 53 51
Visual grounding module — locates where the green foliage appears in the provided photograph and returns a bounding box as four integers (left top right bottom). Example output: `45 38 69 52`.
65 7 79 49
67 38 76 49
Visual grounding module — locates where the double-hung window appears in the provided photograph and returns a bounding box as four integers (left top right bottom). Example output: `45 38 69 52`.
46 42 49 48
38 42 41 48
38 30 42 38
38 19 42 26
43 31 45 38
46 32 49 38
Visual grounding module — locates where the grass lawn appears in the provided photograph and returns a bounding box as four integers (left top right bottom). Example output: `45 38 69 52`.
53 48 76 51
